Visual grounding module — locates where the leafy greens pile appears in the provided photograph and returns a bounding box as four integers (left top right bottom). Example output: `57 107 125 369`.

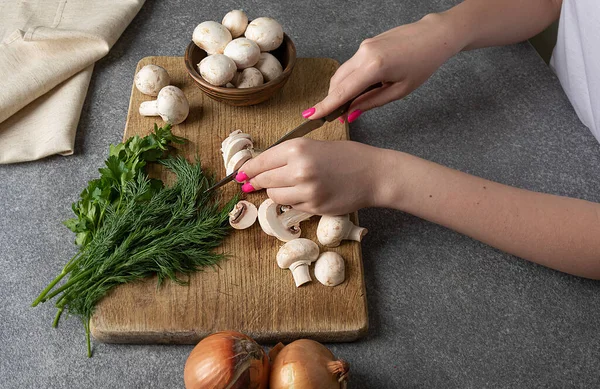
33 124 237 357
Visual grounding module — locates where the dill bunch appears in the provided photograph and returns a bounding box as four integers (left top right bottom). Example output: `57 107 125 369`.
33 157 238 357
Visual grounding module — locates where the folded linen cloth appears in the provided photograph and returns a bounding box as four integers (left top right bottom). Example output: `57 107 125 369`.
0 0 145 164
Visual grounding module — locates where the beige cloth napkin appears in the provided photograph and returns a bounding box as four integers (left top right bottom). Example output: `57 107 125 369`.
0 0 145 164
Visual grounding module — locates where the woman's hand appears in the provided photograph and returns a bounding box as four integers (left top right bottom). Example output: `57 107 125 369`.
236 138 394 215
304 13 463 122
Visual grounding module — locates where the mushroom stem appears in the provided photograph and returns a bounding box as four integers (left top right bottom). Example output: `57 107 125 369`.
139 100 159 116
289 262 311 287
347 225 367 242
280 209 313 228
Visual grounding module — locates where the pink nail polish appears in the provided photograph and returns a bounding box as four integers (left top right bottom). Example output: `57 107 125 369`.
235 171 249 183
302 107 316 118
338 116 345 124
347 110 362 123
241 183 255 193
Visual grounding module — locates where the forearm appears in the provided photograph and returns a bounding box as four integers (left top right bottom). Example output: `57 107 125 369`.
434 0 562 51
376 151 600 279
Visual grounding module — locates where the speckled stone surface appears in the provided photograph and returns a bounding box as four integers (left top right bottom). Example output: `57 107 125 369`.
2 0 600 388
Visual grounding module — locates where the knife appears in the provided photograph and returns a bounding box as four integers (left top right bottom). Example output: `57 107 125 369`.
205 82 383 193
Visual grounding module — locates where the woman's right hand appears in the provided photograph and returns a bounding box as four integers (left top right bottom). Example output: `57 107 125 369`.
305 13 464 122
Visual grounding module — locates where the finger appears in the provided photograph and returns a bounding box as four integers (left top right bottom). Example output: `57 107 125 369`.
266 187 305 206
310 63 380 120
328 56 361 92
247 166 295 191
347 82 410 114
236 144 289 181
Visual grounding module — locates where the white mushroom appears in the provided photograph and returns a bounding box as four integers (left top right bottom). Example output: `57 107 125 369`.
222 136 253 166
314 252 345 287
255 53 283 83
258 199 313 242
192 21 232 55
225 82 236 88
235 67 264 88
134 65 170 96
317 215 368 247
276 238 320 287
226 149 253 175
221 130 252 153
139 86 189 125
198 54 237 86
224 38 260 69
222 10 248 38
229 200 258 229
244 17 284 52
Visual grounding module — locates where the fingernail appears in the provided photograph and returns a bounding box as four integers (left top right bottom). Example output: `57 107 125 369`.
302 107 316 118
235 171 249 183
338 116 345 124
347 110 362 123
241 183 255 193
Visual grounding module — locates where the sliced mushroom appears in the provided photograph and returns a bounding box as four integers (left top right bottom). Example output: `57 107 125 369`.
257 199 313 242
226 149 253 175
314 252 345 287
222 136 253 166
221 130 252 153
276 238 320 287
316 215 367 247
229 200 258 229
139 86 189 125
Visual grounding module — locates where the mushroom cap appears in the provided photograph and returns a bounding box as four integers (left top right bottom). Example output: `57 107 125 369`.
222 10 248 38
222 136 253 166
255 53 283 83
223 38 260 69
244 17 284 52
276 238 320 269
199 54 237 86
192 21 232 55
235 67 264 88
314 252 345 287
317 214 348 247
229 200 258 229
156 86 189 125
134 65 170 96
226 149 253 175
258 199 276 236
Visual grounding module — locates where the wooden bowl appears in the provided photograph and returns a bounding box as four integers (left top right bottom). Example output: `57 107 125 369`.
184 34 297 106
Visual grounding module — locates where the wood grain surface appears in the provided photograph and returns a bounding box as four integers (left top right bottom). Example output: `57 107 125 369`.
89 56 368 344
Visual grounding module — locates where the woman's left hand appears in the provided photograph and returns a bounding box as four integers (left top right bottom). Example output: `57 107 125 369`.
236 138 392 215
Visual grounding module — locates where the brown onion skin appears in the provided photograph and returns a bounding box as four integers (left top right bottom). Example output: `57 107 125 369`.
184 331 269 389
270 339 349 389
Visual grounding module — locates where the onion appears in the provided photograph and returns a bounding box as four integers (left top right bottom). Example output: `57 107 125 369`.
184 331 269 389
270 339 349 389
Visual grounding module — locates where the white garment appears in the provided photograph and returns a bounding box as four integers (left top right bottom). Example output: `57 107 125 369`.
0 0 144 164
551 0 600 143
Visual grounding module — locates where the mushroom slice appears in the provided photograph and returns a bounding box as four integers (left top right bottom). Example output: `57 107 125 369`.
221 130 252 153
317 215 367 247
223 137 254 166
276 238 320 287
229 200 258 229
257 199 313 242
226 149 253 175
314 252 345 287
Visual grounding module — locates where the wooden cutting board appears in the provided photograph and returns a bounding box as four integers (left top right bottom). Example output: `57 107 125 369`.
90 56 368 344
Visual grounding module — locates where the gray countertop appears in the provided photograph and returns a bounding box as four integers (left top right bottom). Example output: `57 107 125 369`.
2 0 600 388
